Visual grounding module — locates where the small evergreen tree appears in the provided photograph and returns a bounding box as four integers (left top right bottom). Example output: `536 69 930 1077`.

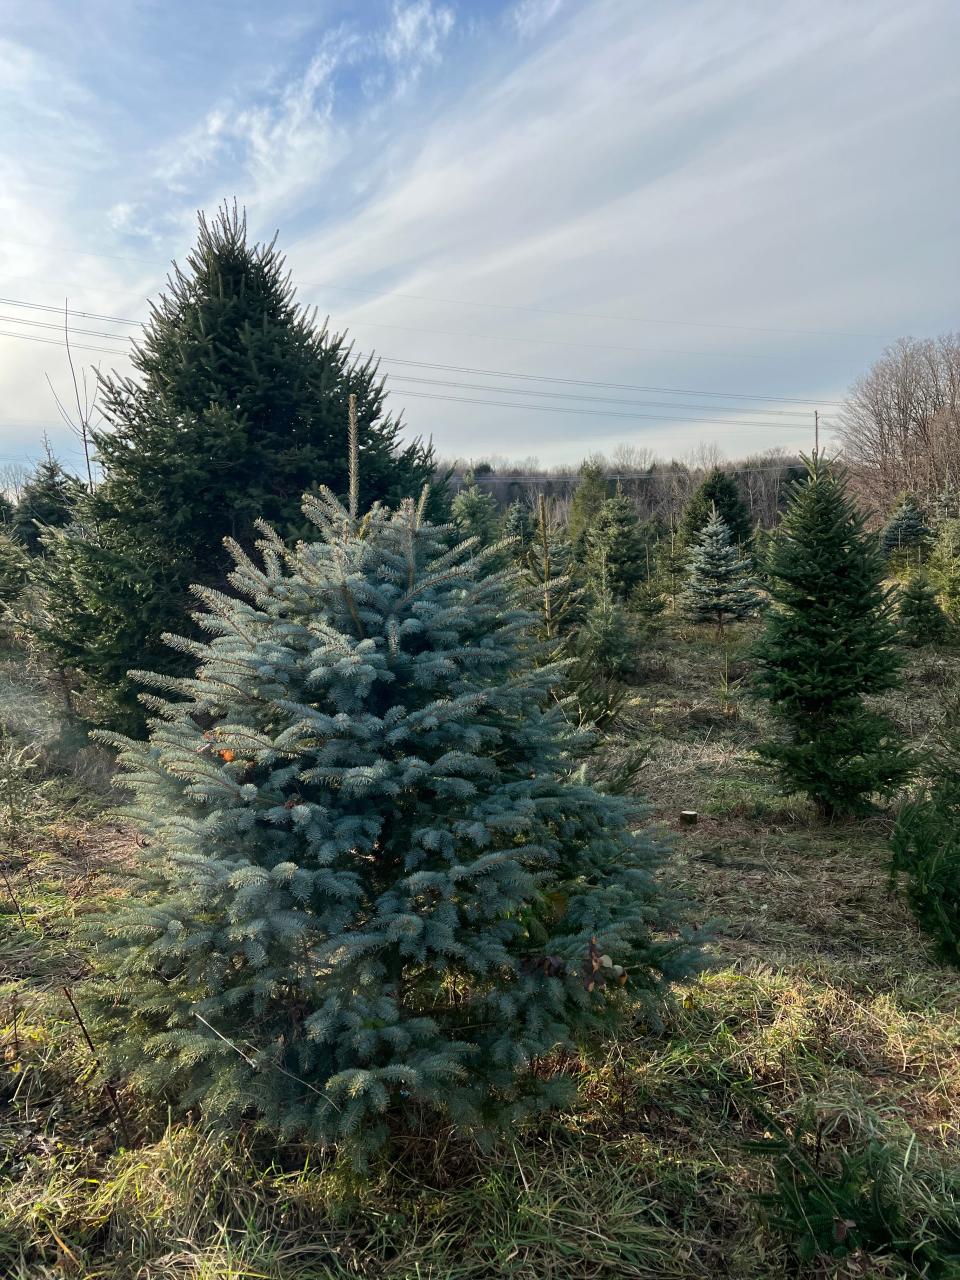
583 493 649 602
928 519 960 623
501 499 534 560
12 453 84 555
880 497 930 568
568 460 609 560
899 573 951 647
751 459 909 817
932 481 960 530
88 485 698 1160
681 469 751 546
0 532 28 604
892 718 960 966
451 473 500 548
680 506 763 637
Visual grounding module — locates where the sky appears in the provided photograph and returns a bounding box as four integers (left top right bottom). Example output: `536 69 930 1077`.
0 0 957 473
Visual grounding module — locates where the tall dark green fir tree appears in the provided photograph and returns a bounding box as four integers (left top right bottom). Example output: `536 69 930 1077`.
751 458 909 816
681 468 751 546
568 460 609 560
584 493 650 602
37 204 439 728
87 484 699 1161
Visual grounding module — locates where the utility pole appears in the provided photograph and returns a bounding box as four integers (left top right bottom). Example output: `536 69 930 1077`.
814 409 820 458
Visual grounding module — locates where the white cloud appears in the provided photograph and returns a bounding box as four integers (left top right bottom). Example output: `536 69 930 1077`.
383 1 455 89
0 0 958 467
509 0 564 38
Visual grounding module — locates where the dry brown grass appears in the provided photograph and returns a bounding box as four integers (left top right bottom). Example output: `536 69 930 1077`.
2 621 960 1277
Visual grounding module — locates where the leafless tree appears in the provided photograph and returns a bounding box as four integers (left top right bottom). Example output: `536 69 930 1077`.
0 464 31 503
838 334 960 513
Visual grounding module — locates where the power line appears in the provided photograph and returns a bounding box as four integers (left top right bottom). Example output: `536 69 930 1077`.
387 372 818 418
388 388 830 432
332 315 792 363
0 235 881 341
0 322 829 432
0 294 842 406
0 313 133 343
298 278 882 342
359 353 841 406
0 327 124 357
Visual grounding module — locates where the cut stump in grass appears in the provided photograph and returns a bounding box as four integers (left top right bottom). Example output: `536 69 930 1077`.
679 810 699 826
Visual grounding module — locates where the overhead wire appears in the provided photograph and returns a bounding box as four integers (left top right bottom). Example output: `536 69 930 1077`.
0 293 840 408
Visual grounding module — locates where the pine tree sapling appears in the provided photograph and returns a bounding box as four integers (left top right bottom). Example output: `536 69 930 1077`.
89 487 698 1161
880 496 930 569
751 459 910 817
892 718 960 966
451 473 501 548
584 494 649 602
681 469 751 547
680 507 763 637
501 500 534 559
568 461 609 561
899 573 951 647
12 453 85 555
929 519 960 623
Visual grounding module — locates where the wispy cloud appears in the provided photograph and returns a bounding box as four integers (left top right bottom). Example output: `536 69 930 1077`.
509 0 564 38
383 1 455 88
0 0 957 469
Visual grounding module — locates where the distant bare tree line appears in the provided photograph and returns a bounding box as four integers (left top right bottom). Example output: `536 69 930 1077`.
438 444 804 531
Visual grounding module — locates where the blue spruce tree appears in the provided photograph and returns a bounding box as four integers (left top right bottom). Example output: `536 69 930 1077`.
89 484 698 1160
681 506 763 637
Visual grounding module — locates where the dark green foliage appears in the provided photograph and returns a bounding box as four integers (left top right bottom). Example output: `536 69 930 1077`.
524 495 583 646
11 456 84 555
501 499 534 556
751 459 909 817
680 507 763 637
899 573 951 647
0 532 28 604
524 497 625 727
929 519 960 623
568 461 609 560
754 1108 960 1272
932 482 960 529
583 494 650 602
87 486 699 1163
680 469 751 546
881 496 930 567
37 205 438 729
892 720 960 966
451 474 500 548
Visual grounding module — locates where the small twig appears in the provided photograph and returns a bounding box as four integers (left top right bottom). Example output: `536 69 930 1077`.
62 986 133 1146
0 863 26 928
194 1011 341 1112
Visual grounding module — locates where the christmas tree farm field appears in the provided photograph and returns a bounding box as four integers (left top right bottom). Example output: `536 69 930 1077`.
2 625 960 1277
